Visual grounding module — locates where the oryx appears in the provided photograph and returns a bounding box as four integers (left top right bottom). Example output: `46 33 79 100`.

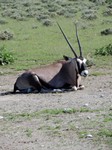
13 23 88 93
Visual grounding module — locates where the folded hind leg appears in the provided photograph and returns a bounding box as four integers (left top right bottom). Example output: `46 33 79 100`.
13 83 19 93
28 74 42 92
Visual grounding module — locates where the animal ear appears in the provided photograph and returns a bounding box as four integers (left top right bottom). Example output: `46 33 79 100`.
57 22 78 58
74 23 83 57
63 55 72 61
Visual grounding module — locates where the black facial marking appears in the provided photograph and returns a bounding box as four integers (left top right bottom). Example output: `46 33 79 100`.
76 59 87 75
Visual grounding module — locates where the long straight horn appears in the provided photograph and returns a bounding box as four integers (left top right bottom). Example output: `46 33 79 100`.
75 23 82 57
57 22 77 58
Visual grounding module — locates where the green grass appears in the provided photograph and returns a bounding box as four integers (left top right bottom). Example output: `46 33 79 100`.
5 107 101 122
90 72 107 76
5 108 77 121
0 1 112 73
25 128 33 137
103 113 112 122
2 107 112 147
1 18 111 70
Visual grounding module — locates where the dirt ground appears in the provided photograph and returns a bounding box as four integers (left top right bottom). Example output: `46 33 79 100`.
0 68 112 150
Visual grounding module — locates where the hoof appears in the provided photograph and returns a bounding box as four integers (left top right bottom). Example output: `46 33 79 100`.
79 85 85 90
52 89 63 93
72 86 77 91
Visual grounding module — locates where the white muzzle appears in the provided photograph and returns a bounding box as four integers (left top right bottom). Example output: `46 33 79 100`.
81 70 88 77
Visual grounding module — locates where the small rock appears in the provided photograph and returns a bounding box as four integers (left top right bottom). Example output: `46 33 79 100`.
86 134 93 138
100 94 104 98
83 103 89 107
63 108 72 113
99 89 103 92
87 116 91 119
75 126 79 129
0 116 4 119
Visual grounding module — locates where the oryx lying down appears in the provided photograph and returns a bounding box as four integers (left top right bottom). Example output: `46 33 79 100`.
13 23 88 93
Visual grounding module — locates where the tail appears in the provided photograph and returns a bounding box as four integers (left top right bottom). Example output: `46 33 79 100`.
0 91 15 96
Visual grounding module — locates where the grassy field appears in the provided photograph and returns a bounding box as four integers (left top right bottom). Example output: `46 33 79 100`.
0 0 112 72
0 1 112 149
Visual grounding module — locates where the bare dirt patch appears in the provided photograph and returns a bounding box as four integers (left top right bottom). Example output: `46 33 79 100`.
0 68 112 150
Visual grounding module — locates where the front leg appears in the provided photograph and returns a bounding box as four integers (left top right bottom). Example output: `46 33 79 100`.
77 75 85 90
77 74 81 88
72 75 84 91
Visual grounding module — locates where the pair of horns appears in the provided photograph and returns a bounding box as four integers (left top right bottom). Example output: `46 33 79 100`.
57 22 82 58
